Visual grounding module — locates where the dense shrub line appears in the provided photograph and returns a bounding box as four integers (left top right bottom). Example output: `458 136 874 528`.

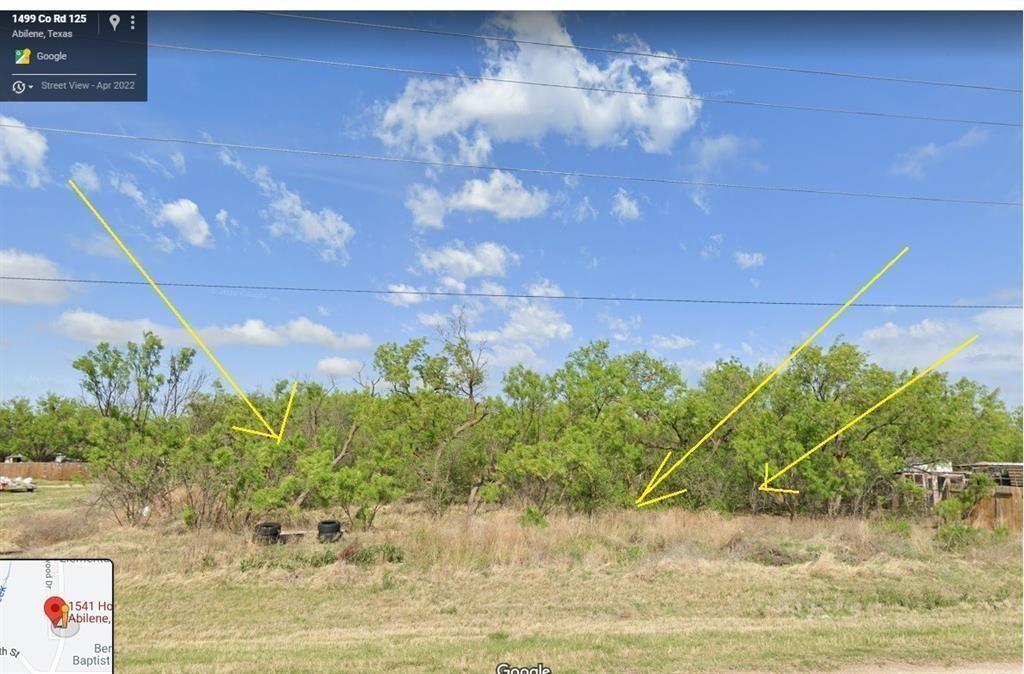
2 320 1019 528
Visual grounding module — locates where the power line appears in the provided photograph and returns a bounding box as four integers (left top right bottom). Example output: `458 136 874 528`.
4 277 1020 310
143 40 1019 128
5 123 1020 207
258 11 1023 94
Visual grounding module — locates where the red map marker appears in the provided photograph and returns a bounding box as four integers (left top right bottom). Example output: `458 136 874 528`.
43 596 68 628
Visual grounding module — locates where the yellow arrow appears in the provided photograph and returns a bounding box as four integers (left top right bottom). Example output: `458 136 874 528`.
759 334 978 494
759 462 800 495
68 179 295 444
636 246 909 508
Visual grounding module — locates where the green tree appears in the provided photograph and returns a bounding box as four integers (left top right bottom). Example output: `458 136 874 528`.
72 334 203 524
41 333 1022 527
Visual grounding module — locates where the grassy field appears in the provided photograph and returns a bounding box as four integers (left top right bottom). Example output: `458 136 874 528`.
1 483 1021 673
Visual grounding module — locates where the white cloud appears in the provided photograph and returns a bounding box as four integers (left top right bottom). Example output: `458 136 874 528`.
733 250 765 269
259 167 354 262
489 342 545 369
599 312 641 343
689 190 711 216
476 280 509 306
419 277 570 370
404 275 573 370
471 295 572 347
488 301 572 346
448 171 550 219
406 184 448 229
975 308 1023 334
700 233 723 260
481 278 509 290
406 171 549 229
527 279 565 297
170 151 187 174
417 312 448 328
0 115 47 188
692 133 744 175
675 358 717 381
375 12 700 161
860 309 1022 401
418 241 519 280
610 188 641 222
455 130 493 164
109 173 147 209
273 317 372 350
221 152 355 262
651 334 697 350
688 133 750 213
155 198 213 248
571 195 597 223
317 357 363 378
200 319 282 347
69 163 101 191
214 208 240 234
55 311 373 351
130 153 173 177
863 322 903 341
438 276 466 292
154 234 176 253
0 249 70 304
76 233 121 259
908 318 947 339
383 283 428 307
381 265 507 308
130 151 185 177
55 311 164 344
890 128 987 179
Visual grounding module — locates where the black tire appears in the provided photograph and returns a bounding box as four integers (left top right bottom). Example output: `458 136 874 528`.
317 520 342 535
256 522 281 536
317 519 343 544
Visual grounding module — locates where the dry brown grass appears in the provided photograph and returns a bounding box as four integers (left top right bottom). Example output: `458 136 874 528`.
11 498 1018 580
8 507 101 550
4 485 1021 672
270 505 950 571
0 481 103 551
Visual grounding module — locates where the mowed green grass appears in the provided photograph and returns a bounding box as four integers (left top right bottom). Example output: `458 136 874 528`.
0 480 95 517
113 568 1020 674
5 483 1022 673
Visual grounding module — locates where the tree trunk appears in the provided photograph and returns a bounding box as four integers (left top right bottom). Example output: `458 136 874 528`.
429 409 489 513
292 421 360 509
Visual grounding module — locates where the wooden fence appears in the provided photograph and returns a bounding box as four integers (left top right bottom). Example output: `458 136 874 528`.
0 462 89 481
970 486 1022 534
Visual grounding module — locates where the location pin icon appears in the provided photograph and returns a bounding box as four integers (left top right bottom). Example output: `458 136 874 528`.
43 596 66 628
109 14 120 31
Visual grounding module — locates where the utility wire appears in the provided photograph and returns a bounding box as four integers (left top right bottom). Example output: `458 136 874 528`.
258 11 1023 94
144 40 1020 129
5 123 1020 207
3 277 1020 310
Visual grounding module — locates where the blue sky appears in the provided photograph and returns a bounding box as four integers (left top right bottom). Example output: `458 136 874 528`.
2 11 1022 407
